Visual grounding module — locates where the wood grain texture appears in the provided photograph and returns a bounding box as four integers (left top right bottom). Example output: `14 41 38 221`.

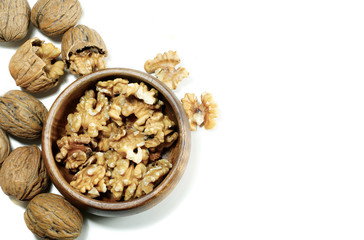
0 0 30 42
42 68 191 217
31 0 82 36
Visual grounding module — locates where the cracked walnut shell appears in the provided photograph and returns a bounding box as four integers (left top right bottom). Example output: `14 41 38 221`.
62 25 107 76
31 0 82 36
181 92 218 131
0 90 48 139
9 37 65 93
0 146 49 201
144 50 189 90
24 193 83 240
0 0 30 42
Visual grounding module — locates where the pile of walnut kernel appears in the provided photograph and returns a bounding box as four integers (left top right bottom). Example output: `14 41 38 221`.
56 78 178 200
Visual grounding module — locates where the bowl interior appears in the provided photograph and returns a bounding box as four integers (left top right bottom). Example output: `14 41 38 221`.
43 68 190 214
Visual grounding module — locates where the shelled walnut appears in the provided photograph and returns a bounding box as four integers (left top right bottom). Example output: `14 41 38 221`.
181 92 218 131
144 50 189 90
56 78 178 201
55 133 96 171
9 37 65 93
66 89 110 137
62 25 107 76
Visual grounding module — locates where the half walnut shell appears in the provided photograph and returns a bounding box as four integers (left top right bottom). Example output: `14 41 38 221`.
61 24 108 76
9 37 65 93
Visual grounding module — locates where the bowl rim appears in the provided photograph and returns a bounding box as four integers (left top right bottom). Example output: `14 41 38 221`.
42 68 191 215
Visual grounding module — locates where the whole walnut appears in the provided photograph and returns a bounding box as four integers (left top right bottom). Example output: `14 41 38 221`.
9 37 65 93
0 145 49 201
31 0 82 36
0 90 48 139
24 193 83 240
0 128 10 167
0 0 30 42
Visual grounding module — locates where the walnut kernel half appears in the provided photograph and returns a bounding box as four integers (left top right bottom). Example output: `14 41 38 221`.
144 50 189 90
181 92 218 131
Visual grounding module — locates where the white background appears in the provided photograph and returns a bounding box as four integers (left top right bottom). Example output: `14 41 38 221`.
1 0 364 239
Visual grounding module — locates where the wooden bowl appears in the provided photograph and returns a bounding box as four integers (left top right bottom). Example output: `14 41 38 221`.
42 68 191 217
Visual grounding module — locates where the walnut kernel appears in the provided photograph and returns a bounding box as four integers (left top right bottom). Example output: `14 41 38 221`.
144 50 189 90
181 92 218 131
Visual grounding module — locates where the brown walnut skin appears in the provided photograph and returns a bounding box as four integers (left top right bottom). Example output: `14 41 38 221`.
24 193 83 240
9 37 63 93
0 146 49 201
0 128 10 167
61 24 108 66
0 0 30 42
0 90 48 139
31 0 82 36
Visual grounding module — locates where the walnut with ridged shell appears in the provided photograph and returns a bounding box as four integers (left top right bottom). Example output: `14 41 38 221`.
31 0 82 36
0 146 49 201
0 0 30 42
0 128 10 167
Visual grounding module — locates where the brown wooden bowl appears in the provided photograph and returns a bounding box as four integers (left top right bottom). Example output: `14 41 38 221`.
42 68 191 217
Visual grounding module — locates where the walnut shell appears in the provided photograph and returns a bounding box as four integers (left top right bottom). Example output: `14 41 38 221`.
24 193 83 240
61 24 108 76
9 37 65 93
0 0 30 42
31 0 82 36
0 145 49 201
0 128 10 167
0 90 48 139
